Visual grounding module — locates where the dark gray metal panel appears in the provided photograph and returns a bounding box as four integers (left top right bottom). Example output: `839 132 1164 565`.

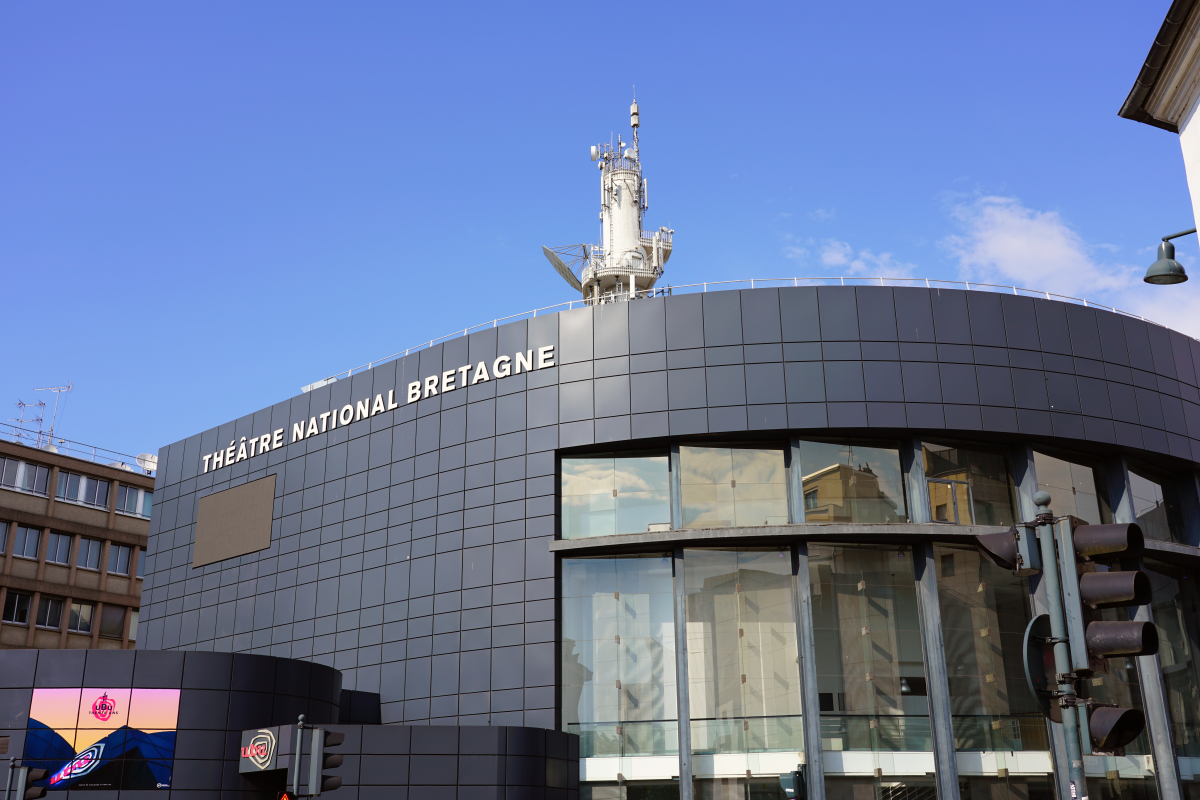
817 286 859 341
1034 301 1072 356
893 287 935 343
1001 294 1041 352
930 288 971 345
863 361 904 402
779 286 820 342
703 291 743 347
740 288 782 344
667 294 705 350
558 306 593 365
965 291 1006 348
855 285 897 342
822 361 865 402
1065 305 1103 361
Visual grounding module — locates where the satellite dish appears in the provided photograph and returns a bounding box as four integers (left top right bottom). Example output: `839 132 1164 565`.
542 246 583 292
590 145 599 161
136 453 159 473
108 462 135 471
43 444 58 454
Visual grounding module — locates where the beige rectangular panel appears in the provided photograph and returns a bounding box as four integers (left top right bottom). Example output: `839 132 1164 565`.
192 475 275 568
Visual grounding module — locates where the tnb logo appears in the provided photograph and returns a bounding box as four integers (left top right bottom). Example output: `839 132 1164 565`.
90 693 118 722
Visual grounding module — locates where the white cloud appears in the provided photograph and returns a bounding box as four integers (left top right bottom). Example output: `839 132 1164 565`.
942 195 1200 338
942 196 1136 296
819 240 917 279
809 208 835 222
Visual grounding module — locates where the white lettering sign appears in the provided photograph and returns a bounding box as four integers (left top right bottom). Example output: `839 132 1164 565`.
201 345 555 472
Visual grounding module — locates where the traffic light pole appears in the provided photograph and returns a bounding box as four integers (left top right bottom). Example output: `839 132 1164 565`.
1033 493 1089 800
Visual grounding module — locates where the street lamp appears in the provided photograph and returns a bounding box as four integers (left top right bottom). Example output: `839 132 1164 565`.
1144 227 1194 284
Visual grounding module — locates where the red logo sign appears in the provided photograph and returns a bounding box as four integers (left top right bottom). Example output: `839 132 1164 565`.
90 693 118 722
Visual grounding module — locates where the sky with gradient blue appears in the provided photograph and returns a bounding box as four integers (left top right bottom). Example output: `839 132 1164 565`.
3 1 1199 461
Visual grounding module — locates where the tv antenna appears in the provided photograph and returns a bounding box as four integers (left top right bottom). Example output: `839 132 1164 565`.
34 383 73 446
8 399 47 446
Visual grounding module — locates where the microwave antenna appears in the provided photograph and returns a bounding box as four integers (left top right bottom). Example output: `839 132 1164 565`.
542 95 674 304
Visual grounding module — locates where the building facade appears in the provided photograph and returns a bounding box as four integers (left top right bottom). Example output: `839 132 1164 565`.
129 285 1200 800
1 439 152 651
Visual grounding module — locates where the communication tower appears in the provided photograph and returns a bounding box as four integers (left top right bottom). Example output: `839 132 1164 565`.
543 96 674 303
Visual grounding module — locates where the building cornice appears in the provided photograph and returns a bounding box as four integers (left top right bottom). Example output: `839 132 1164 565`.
1120 0 1200 132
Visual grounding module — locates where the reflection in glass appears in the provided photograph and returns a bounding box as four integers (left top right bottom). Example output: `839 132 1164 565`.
1086 777 1161 799
1128 470 1182 543
796 440 907 523
923 442 1016 525
680 447 788 529
562 556 678 758
1034 452 1111 525
808 545 928 751
934 544 1049 753
684 550 802 759
1145 559 1200 757
562 455 671 539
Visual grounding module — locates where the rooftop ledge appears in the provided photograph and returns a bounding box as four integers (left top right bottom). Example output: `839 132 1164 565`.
304 275 1187 393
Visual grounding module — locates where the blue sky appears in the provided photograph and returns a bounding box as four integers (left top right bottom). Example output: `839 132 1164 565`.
3 1 1198 460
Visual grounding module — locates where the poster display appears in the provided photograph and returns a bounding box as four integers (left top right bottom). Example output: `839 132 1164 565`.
25 688 181 790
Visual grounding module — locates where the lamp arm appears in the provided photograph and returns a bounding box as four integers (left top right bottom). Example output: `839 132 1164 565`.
1162 227 1197 242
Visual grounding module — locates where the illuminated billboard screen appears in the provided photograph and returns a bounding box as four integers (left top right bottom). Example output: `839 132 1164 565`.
25 688 181 791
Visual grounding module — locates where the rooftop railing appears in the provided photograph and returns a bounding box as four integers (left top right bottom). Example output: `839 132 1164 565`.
0 421 153 475
302 275 1192 391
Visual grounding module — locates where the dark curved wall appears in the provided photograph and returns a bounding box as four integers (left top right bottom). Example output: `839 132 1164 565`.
0 650 340 796
141 287 1200 728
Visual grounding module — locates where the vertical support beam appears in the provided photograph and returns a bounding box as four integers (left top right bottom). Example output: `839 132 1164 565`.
1011 447 1073 800
791 543 824 800
672 546 693 800
913 541 959 800
788 438 806 525
1105 459 1183 800
670 445 683 531
901 437 930 523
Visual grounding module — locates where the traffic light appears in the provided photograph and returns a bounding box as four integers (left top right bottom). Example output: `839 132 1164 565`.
13 767 49 800
307 728 344 795
1057 520 1158 754
778 766 806 800
974 525 1042 576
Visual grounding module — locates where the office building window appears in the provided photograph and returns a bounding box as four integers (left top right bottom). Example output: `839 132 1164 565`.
45 532 72 565
562 555 678 758
136 550 144 578
108 544 132 575
129 610 139 641
1033 451 1112 525
77 538 102 571
36 596 64 629
116 485 154 518
68 601 94 634
680 445 788 528
808 544 929 752
2 591 31 625
934 544 1048 755
684 548 803 768
562 453 671 539
795 439 907 523
56 471 110 509
98 605 126 639
923 442 1016 525
13 525 41 560
0 457 50 496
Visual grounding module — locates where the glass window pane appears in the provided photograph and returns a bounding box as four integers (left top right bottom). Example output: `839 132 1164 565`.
95 479 110 508
562 555 678 762
15 526 40 559
684 549 802 765
1034 452 1111 525
808 544 928 752
129 610 138 640
66 473 80 501
141 491 154 517
136 549 144 578
562 455 669 539
1128 470 1181 543
4 592 31 624
934 544 1050 761
923 442 1016 525
56 471 68 498
1145 558 1200 758
37 596 62 628
69 602 93 633
681 446 787 529
798 440 907 523
99 605 126 638
117 485 129 511
1 458 16 486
